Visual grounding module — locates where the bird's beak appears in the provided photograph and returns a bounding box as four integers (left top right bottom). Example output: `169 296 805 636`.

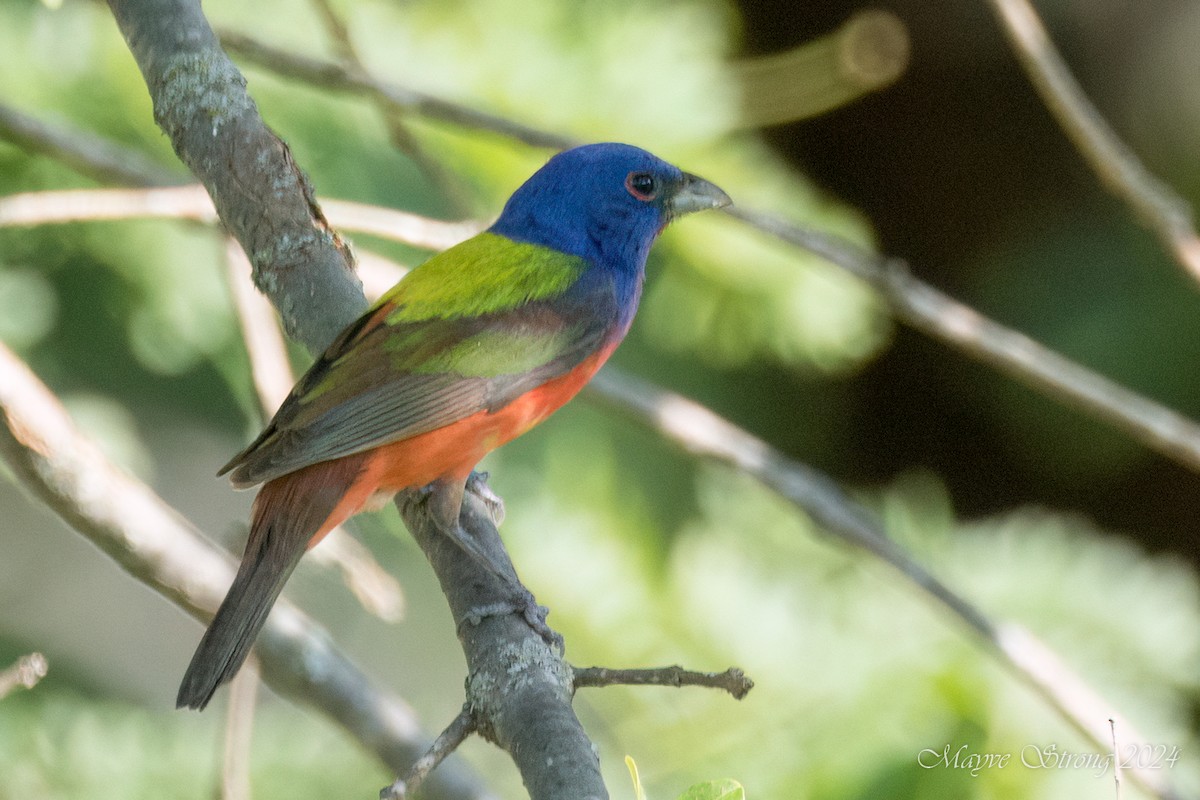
668 172 732 218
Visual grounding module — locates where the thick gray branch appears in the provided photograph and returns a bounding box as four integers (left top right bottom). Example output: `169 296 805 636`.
106 0 366 354
402 493 606 799
104 0 608 796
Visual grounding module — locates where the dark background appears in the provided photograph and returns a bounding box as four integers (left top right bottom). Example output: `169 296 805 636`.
735 0 1200 560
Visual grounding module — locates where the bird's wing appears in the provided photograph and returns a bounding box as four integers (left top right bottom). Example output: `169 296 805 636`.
221 238 613 487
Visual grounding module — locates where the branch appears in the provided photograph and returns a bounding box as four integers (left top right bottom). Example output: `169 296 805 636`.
0 101 184 187
105 1 610 797
215 30 575 150
733 9 910 128
573 665 753 700
307 0 474 215
220 662 259 800
399 490 607 799
382 708 476 800
0 652 49 700
106 0 366 355
0 185 482 250
985 0 1200 282
0 343 489 800
726 204 1200 474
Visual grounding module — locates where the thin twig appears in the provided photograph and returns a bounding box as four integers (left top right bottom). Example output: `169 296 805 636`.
311 531 407 622
1111 717 1123 800
0 342 490 800
0 652 49 700
985 0 1200 282
321 199 484 249
586 368 996 632
216 30 575 150
307 0 473 214
0 102 183 187
0 185 214 225
307 0 357 66
726 204 1200 474
0 186 480 251
573 665 753 700
381 708 477 800
223 237 294 412
0 188 447 299
221 660 260 800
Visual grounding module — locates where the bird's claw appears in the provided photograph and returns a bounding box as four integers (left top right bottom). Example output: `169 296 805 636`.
459 589 563 653
523 600 564 653
466 471 505 526
397 483 436 515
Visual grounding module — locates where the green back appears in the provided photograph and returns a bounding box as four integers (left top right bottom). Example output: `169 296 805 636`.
380 233 588 323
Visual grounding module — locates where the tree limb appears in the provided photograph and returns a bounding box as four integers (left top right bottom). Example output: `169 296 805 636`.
0 184 483 250
573 665 753 700
401 492 607 799
0 101 183 187
106 0 367 355
104 0 612 797
726 205 1200 474
382 708 477 800
216 30 574 150
306 0 474 215
0 652 49 700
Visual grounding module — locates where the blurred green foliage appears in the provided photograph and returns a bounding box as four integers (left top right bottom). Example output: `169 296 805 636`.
2 0 1199 798
0 691 387 800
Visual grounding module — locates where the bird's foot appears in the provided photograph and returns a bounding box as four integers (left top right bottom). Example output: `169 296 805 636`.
465 471 505 527
397 483 436 515
459 587 563 653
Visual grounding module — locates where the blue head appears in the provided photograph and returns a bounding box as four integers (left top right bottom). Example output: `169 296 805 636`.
490 143 730 279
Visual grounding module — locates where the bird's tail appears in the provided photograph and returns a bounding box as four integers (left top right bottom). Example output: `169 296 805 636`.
176 456 365 710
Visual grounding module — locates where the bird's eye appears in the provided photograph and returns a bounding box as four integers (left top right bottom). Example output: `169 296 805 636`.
625 171 659 202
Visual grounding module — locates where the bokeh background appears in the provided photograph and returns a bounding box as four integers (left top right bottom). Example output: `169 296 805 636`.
3 0 1200 798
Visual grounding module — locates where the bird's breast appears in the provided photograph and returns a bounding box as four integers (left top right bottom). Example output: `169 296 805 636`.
493 338 619 442
362 337 621 494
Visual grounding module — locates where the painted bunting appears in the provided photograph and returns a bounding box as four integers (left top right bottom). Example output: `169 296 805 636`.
177 143 730 710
